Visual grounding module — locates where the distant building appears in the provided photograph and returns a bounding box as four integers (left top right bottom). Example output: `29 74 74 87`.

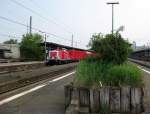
0 45 10 59
133 45 149 51
0 44 20 59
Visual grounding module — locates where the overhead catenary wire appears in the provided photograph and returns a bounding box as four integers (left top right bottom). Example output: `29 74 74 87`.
0 33 87 48
0 33 22 39
10 0 73 34
29 0 73 33
0 15 72 42
29 0 87 46
0 16 28 28
9 0 87 47
0 13 86 47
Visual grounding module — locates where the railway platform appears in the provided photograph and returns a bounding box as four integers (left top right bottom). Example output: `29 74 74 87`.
0 60 150 114
0 61 44 67
0 63 77 93
0 70 75 114
129 58 150 68
130 59 150 112
0 61 45 73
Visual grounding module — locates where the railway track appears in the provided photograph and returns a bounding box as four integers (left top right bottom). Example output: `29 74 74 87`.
0 64 77 94
0 61 44 74
129 58 150 68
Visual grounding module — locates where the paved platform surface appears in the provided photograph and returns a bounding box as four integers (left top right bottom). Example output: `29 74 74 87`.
129 59 150 112
0 71 75 114
129 58 150 67
0 61 44 67
141 65 150 112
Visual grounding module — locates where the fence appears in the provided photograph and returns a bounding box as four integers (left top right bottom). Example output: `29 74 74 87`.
65 85 144 114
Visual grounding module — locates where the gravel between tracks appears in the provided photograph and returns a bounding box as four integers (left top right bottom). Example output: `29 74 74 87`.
0 63 77 94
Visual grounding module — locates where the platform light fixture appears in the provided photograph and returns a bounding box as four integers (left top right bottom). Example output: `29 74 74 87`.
107 2 119 35
39 30 48 62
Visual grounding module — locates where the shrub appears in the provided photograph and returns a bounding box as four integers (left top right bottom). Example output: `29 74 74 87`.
105 63 143 86
74 59 143 87
74 58 112 87
74 32 142 88
20 33 44 60
88 33 132 64
3 39 18 44
74 60 100 87
99 104 109 114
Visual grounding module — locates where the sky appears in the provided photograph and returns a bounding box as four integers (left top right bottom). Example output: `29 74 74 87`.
0 0 150 49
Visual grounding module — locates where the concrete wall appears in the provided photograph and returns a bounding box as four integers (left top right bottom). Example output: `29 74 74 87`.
0 44 20 59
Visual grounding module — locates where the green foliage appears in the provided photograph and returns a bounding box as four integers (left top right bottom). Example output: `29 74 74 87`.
20 33 44 60
74 59 143 87
106 62 143 86
3 39 18 44
74 32 142 88
88 33 132 64
74 58 113 87
99 104 109 114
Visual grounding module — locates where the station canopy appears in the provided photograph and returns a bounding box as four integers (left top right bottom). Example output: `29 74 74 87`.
41 42 91 51
133 48 150 53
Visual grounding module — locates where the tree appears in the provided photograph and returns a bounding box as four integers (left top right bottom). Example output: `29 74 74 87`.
88 33 132 64
20 33 44 60
3 39 18 44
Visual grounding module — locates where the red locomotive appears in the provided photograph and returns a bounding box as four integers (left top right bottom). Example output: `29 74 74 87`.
43 42 95 64
47 47 95 64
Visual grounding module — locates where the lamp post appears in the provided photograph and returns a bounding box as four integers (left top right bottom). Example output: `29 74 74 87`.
39 30 47 62
107 2 119 35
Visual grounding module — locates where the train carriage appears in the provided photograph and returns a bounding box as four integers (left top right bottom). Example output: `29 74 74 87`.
43 42 95 64
47 48 95 64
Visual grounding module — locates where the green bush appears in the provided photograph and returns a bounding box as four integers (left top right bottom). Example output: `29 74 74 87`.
74 60 100 87
74 59 143 87
99 104 109 114
74 58 112 87
105 63 143 86
3 39 18 44
74 32 142 88
88 33 132 64
20 33 44 60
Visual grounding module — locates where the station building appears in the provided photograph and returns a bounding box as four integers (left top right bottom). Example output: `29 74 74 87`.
0 44 20 59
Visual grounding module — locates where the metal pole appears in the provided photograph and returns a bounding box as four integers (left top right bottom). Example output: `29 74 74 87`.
27 22 29 34
38 30 47 62
112 4 114 35
107 2 119 35
44 33 47 61
29 16 32 34
71 34 73 47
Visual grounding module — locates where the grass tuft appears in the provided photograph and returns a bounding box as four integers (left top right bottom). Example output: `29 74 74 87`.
74 58 143 87
105 63 143 86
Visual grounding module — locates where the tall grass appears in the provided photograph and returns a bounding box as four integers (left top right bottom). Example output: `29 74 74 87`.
105 63 143 86
74 58 112 87
74 58 143 87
